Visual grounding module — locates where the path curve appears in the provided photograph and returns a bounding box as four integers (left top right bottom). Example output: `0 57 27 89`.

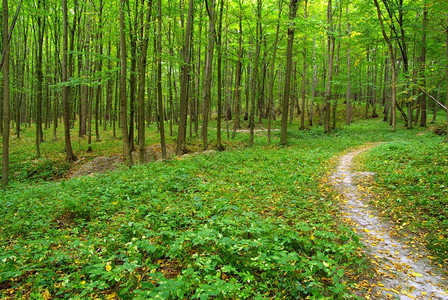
330 144 448 299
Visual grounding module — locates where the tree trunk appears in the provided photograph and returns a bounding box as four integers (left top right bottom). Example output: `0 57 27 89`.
201 0 216 150
2 0 10 187
267 2 282 143
300 0 308 130
176 0 193 155
280 0 299 146
35 0 46 156
419 2 427 127
249 0 261 146
310 36 317 126
138 0 152 163
157 0 166 158
446 12 448 143
216 0 225 150
232 6 243 138
119 0 133 166
62 0 76 162
345 4 351 126
324 0 335 133
373 0 396 130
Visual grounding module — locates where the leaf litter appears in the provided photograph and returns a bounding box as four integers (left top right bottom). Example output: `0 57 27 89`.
330 144 448 299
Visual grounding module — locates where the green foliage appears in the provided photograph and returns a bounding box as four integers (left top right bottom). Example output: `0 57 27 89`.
0 119 439 298
359 130 448 266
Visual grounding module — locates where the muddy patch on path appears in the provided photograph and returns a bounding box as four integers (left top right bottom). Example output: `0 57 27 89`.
330 144 448 299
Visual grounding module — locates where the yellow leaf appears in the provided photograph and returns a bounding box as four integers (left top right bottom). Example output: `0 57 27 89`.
310 235 315 240
105 264 112 272
411 272 423 277
106 292 118 299
364 229 370 233
42 289 51 300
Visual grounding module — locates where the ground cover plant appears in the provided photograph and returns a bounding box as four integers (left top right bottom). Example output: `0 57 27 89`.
1 119 432 299
359 130 448 268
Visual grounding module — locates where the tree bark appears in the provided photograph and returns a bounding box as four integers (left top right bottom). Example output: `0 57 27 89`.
62 0 76 162
232 5 243 138
119 0 133 166
446 12 448 142
280 0 299 146
249 0 261 146
374 0 396 130
216 0 225 150
267 2 282 143
2 0 10 187
346 3 351 126
201 0 216 150
176 0 194 155
157 0 166 158
138 0 153 163
419 1 427 127
300 0 308 130
324 0 335 133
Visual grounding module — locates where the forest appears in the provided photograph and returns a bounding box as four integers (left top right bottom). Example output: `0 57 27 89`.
1 0 448 298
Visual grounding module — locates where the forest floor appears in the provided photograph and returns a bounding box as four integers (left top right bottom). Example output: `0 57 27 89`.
330 144 448 299
69 127 278 178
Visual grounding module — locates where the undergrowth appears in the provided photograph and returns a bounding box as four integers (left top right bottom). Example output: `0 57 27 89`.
359 131 448 269
0 119 435 299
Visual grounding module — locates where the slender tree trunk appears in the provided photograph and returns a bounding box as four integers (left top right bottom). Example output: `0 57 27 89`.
280 0 299 145
374 0 396 130
300 0 308 130
2 0 10 187
446 12 448 142
176 0 193 155
202 0 216 150
157 0 166 158
346 4 351 126
249 0 261 146
138 0 152 163
419 2 427 127
62 0 75 162
310 36 317 126
35 0 46 156
324 0 335 133
267 2 282 143
232 7 243 138
216 0 225 150
120 0 133 166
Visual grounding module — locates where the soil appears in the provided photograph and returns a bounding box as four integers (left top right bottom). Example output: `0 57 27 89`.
330 144 448 299
70 144 176 178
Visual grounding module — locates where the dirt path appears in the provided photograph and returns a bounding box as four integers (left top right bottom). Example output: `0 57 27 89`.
330 144 448 299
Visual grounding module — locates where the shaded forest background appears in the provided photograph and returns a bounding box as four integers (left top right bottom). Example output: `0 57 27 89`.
1 0 448 186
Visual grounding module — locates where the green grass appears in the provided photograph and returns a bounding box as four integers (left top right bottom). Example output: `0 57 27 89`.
359 129 448 267
2 116 446 299
0 118 283 183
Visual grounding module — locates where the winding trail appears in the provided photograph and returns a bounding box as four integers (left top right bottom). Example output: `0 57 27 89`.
330 144 448 299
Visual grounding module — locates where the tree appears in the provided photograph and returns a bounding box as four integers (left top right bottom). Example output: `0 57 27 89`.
177 0 194 155
202 0 216 150
373 0 397 130
300 0 308 130
138 0 153 164
216 0 225 150
323 0 335 133
280 0 299 146
419 1 427 127
120 0 133 167
446 12 448 143
157 0 166 158
2 0 10 187
62 0 76 162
